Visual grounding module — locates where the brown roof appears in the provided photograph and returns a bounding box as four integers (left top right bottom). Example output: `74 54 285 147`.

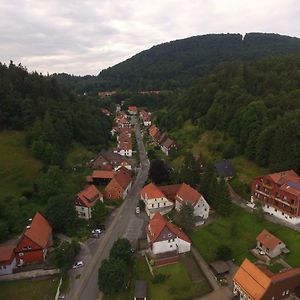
113 170 132 190
141 182 166 199
176 183 201 206
256 230 283 251
148 212 191 243
0 245 15 264
159 184 181 201
162 137 174 149
92 170 114 179
77 185 102 208
233 259 271 300
23 212 52 248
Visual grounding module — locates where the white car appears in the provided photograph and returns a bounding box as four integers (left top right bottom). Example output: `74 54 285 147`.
92 229 102 234
73 261 84 269
258 250 266 255
135 207 140 214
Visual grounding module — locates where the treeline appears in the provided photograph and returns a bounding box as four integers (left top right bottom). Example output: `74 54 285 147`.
156 54 300 172
54 33 300 92
0 61 112 165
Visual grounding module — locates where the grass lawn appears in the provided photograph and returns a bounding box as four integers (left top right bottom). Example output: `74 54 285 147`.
103 256 211 300
189 205 300 267
0 276 59 300
0 130 42 197
268 262 286 274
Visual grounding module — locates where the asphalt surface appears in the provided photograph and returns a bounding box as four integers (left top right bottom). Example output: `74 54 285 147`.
66 121 149 300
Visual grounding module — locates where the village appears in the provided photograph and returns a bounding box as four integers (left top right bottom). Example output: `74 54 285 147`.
1 103 300 300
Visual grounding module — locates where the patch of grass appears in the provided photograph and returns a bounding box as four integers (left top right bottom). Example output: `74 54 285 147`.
0 276 59 300
189 205 300 267
0 130 42 196
268 263 285 274
65 143 95 169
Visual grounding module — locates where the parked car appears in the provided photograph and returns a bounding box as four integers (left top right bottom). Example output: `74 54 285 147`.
97 224 106 231
92 229 102 234
135 206 140 214
73 261 84 269
91 233 100 239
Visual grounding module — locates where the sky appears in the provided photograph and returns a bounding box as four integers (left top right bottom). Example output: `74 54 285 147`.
0 0 299 75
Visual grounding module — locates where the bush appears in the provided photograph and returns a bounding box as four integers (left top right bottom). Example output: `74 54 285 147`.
216 245 233 261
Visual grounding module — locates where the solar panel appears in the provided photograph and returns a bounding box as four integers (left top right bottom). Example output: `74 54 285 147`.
287 181 300 191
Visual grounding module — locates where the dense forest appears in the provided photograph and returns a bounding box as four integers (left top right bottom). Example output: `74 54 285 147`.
0 61 112 165
155 54 300 173
54 33 300 92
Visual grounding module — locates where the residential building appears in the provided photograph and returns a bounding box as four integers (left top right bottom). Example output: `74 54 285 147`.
251 170 300 224
104 169 132 200
140 110 151 127
141 182 209 219
15 212 53 266
147 212 191 255
233 258 300 299
256 229 288 258
0 245 16 275
215 160 235 180
100 108 111 116
160 137 176 156
128 106 137 115
98 91 116 97
75 185 103 219
140 182 174 216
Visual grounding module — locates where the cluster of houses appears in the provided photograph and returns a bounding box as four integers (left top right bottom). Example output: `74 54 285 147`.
148 125 176 156
0 212 53 275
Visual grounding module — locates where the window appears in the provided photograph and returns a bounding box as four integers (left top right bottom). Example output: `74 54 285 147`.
19 253 24 257
152 204 154 207
168 233 172 237
170 245 173 248
282 291 285 296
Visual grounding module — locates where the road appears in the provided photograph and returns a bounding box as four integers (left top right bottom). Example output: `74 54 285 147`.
66 121 149 300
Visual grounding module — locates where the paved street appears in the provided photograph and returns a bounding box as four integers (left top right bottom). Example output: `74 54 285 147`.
66 121 149 300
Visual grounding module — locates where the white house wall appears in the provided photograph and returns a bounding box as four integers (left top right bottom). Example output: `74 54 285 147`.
75 205 91 220
0 258 16 275
141 195 174 216
177 238 191 253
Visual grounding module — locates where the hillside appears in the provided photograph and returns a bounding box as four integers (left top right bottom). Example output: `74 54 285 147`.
54 33 300 92
154 54 300 173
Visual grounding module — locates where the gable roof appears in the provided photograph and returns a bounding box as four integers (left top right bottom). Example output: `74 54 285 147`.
162 137 175 149
176 183 201 206
148 212 191 243
215 160 235 178
159 184 181 201
22 212 52 249
92 170 114 179
233 259 271 299
77 185 102 208
0 245 15 264
141 182 166 199
112 170 132 190
256 230 283 251
128 106 137 111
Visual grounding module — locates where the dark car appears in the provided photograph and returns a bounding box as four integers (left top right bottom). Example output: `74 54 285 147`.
96 224 106 231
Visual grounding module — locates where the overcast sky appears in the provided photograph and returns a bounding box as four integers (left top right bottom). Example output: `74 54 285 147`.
1 0 299 75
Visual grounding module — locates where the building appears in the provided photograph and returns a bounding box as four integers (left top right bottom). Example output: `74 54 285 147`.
147 212 191 255
100 108 111 116
0 245 16 275
75 185 103 219
98 91 116 98
104 169 132 200
140 182 174 216
141 182 210 219
15 212 53 266
251 170 300 224
134 280 147 300
256 229 288 258
128 106 137 115
160 137 176 156
87 170 114 185
115 136 133 157
215 160 235 180
233 258 300 299
140 110 151 127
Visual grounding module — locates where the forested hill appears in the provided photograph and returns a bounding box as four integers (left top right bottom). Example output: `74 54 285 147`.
155 54 300 173
0 62 112 165
54 33 300 92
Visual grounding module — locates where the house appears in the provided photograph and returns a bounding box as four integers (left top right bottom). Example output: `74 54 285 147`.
140 182 174 216
75 185 103 219
140 110 151 127
98 91 116 98
215 160 235 180
173 183 210 219
233 258 300 299
147 212 191 255
160 137 176 156
100 108 111 116
115 136 133 157
141 182 210 219
256 229 288 258
251 170 300 224
0 245 16 275
87 170 114 185
128 106 137 115
104 169 132 200
148 125 160 140
134 280 147 300
15 212 53 266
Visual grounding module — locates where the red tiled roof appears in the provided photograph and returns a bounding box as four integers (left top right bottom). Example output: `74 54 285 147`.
128 106 137 111
256 230 283 251
141 183 166 199
176 183 201 206
234 259 271 299
148 212 190 243
92 170 114 179
159 184 181 201
0 245 15 264
23 212 52 248
77 185 102 208
113 170 132 190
